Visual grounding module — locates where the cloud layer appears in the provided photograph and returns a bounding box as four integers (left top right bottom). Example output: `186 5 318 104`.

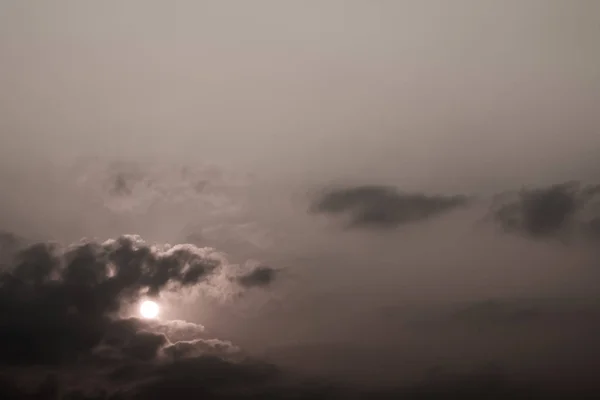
2 163 600 398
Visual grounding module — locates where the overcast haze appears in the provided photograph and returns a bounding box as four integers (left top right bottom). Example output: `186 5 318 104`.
2 0 600 189
1 1 600 399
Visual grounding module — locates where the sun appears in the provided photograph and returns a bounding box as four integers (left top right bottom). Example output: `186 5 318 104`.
139 300 159 319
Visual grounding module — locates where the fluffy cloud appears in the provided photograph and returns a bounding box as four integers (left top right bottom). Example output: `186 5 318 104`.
0 233 295 398
0 235 224 363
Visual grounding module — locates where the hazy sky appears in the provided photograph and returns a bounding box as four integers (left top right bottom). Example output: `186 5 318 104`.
2 2 600 397
2 0 600 191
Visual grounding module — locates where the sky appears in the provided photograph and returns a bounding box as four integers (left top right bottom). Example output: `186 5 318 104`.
1 1 600 398
2 0 600 189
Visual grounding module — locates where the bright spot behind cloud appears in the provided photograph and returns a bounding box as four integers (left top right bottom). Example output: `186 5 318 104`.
140 300 159 319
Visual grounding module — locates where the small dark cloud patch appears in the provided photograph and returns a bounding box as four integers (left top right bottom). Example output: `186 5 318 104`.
237 266 277 288
111 173 133 196
105 163 145 197
310 185 469 229
491 181 600 240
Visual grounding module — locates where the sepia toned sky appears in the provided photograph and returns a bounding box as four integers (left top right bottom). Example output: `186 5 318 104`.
1 0 600 192
2 2 600 398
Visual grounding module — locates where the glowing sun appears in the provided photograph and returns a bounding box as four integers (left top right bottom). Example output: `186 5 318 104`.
139 300 159 319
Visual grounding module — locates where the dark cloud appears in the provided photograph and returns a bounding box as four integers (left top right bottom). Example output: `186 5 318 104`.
237 266 277 288
111 173 134 197
128 356 283 400
310 185 469 229
491 181 600 240
0 234 228 366
0 233 292 398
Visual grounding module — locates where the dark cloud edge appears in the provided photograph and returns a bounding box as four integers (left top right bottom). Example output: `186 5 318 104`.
309 182 600 242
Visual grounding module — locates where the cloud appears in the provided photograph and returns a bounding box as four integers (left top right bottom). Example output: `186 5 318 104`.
147 319 206 343
237 265 277 288
0 233 286 396
0 230 23 256
0 235 228 365
128 355 284 399
491 181 600 240
73 160 250 218
162 338 240 361
310 185 469 229
0 232 326 398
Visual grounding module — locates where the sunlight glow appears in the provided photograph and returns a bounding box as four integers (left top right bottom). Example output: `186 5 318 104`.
140 300 159 319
